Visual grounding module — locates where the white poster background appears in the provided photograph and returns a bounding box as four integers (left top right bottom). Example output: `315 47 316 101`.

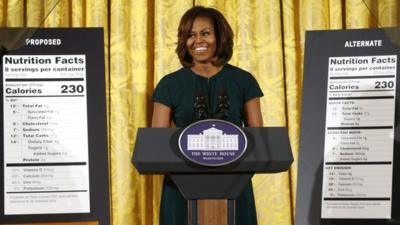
3 55 90 215
321 55 397 218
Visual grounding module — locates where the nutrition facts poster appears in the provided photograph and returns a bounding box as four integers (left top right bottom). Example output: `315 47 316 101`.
296 28 400 225
3 55 89 214
0 28 109 224
321 55 397 218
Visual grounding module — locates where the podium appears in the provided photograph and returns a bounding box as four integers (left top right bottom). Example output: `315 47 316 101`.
132 127 293 225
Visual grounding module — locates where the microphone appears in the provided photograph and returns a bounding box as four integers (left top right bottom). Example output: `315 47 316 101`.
194 90 208 120
193 89 230 120
214 89 229 120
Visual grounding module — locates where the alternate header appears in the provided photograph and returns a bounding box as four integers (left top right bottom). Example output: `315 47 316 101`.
344 40 382 48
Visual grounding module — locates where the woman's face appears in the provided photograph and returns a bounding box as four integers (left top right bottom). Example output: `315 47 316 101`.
186 16 217 65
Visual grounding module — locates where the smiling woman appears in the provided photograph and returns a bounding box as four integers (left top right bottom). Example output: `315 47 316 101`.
151 5 263 225
185 17 217 67
175 6 233 71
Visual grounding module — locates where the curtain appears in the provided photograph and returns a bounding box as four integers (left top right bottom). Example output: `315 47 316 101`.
0 0 399 225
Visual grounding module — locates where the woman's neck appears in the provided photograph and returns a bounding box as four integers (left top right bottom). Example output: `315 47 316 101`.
191 63 223 78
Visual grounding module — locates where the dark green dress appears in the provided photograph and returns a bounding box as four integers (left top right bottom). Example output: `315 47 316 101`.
153 64 263 225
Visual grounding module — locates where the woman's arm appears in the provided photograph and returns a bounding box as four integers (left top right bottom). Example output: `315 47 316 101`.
244 97 263 127
151 102 172 127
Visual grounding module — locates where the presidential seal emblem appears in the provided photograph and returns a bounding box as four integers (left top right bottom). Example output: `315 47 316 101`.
178 119 247 166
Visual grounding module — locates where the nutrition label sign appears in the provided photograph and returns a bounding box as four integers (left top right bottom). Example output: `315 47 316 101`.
2 55 90 215
321 55 397 218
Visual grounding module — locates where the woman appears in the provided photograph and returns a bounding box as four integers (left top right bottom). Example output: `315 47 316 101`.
152 6 263 225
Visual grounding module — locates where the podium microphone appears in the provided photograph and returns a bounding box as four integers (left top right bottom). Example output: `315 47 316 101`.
215 89 229 120
194 90 208 120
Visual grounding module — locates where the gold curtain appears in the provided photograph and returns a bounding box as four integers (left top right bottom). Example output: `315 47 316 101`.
0 1 399 225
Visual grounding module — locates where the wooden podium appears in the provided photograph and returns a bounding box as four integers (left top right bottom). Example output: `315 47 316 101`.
132 127 293 225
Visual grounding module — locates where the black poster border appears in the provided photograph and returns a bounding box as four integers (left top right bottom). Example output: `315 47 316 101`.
295 27 400 225
0 28 110 225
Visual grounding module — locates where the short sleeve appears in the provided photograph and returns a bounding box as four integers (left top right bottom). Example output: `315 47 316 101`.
152 77 173 108
244 73 264 102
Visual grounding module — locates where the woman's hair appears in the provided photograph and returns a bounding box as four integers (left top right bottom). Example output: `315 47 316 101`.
176 6 234 67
